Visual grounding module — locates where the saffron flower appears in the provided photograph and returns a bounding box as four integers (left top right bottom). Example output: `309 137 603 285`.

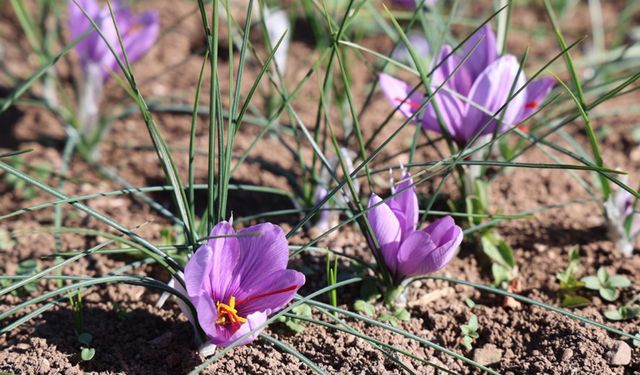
68 0 159 140
367 171 462 281
379 25 555 146
605 181 640 257
184 221 305 347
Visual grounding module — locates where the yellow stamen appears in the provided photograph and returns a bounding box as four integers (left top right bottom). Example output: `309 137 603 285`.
215 296 247 326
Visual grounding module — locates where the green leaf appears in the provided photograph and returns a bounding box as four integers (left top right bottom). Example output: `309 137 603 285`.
481 233 515 268
393 308 410 321
581 276 601 290
604 309 624 321
600 287 619 302
284 320 306 333
608 275 631 288
464 298 476 309
354 300 375 317
462 335 474 350
560 295 590 308
80 347 95 361
597 267 609 285
633 334 640 348
468 314 478 331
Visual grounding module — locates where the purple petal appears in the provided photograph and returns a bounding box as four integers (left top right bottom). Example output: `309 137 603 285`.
516 77 555 122
424 216 460 245
184 221 240 303
237 269 305 316
392 32 431 63
379 73 424 121
388 172 419 238
462 55 526 143
397 217 462 277
462 24 498 80
367 194 402 275
420 86 465 142
117 11 159 71
235 223 289 292
210 310 267 347
432 45 473 95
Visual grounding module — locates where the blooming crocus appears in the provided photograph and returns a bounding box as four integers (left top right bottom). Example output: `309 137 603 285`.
367 171 462 281
184 221 305 347
379 25 555 146
605 180 640 257
68 0 159 140
393 0 438 8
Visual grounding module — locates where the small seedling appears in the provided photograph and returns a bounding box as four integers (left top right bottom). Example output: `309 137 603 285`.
277 304 312 333
556 247 589 308
354 300 376 317
604 294 640 321
69 291 96 362
112 302 129 321
461 314 479 350
481 232 518 289
581 267 631 302
379 308 410 327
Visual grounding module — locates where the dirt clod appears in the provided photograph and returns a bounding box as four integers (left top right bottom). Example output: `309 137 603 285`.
473 344 503 366
607 341 632 366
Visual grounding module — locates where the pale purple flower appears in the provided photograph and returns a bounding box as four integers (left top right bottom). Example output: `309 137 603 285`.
184 221 305 347
367 171 462 280
392 32 431 65
605 180 640 257
379 25 555 146
68 0 159 81
393 0 438 8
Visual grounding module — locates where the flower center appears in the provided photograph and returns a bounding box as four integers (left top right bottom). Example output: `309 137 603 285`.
215 296 247 327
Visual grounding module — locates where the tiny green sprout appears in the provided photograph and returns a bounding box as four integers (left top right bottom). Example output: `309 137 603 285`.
461 314 479 351
354 300 376 317
277 304 312 333
556 247 589 308
464 298 476 309
80 347 95 361
604 294 640 321
112 302 129 321
581 267 631 302
481 232 517 289
379 308 411 327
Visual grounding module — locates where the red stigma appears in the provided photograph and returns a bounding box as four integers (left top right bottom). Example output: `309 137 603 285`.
394 97 420 111
525 101 539 109
237 284 299 306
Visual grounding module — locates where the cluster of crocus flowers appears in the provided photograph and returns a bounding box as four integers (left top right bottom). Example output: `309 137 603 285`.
68 0 159 141
367 170 462 283
380 25 555 147
184 221 305 347
605 181 640 257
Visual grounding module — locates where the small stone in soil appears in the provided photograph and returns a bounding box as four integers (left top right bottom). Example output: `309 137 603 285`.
561 348 573 362
607 340 631 366
473 344 503 366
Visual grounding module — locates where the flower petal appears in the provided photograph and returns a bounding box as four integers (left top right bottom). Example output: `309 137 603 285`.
184 221 240 303
367 194 402 275
516 77 555 122
235 223 289 292
462 24 498 80
237 269 305 316
462 55 526 143
397 219 462 278
388 171 418 237
379 73 425 121
119 11 159 71
211 311 267 347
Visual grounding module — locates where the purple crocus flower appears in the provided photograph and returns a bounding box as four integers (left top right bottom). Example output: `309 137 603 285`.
605 181 640 257
393 0 437 8
69 0 159 81
380 25 555 146
184 221 305 347
367 171 462 281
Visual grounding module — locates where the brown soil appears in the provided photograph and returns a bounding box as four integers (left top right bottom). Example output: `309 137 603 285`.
1 0 640 374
